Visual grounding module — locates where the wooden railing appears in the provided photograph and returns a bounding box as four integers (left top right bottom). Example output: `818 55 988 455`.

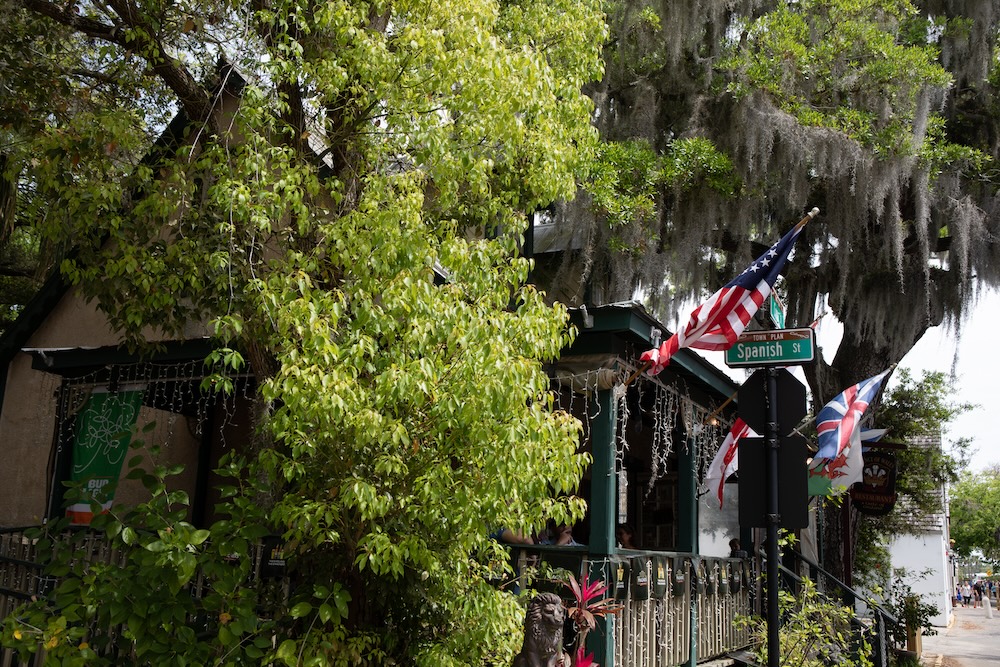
612 553 694 667
512 546 755 667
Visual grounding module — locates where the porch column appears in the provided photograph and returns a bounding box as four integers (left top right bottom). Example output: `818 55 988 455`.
679 434 699 667
677 434 698 552
587 386 617 666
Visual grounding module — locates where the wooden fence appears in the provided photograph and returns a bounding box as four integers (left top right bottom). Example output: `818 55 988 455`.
513 546 755 667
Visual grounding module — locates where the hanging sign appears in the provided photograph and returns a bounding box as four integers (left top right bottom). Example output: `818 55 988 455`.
260 535 289 578
66 389 143 525
850 451 899 516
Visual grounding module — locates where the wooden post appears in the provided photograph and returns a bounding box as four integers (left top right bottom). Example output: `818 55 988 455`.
587 387 617 666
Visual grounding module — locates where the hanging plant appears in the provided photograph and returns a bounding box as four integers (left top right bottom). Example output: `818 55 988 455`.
563 573 623 667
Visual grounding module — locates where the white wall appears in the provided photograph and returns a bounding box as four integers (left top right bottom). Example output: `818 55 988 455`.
889 532 953 628
699 483 741 557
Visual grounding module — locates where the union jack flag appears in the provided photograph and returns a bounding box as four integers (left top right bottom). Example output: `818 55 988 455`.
814 369 891 461
640 209 817 375
704 417 755 509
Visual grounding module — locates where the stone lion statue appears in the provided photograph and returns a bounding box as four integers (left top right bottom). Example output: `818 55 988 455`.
511 592 569 667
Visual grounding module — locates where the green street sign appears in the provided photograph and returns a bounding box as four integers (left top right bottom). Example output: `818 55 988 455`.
767 293 785 329
725 327 816 367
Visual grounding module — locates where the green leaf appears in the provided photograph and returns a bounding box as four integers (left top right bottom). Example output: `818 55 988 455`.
189 529 210 545
276 639 298 665
290 602 312 619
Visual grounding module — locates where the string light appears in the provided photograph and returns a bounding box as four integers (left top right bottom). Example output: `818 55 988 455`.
44 357 256 516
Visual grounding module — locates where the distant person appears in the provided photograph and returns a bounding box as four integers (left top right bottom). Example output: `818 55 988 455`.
616 523 637 549
962 581 973 607
539 519 582 546
729 538 746 558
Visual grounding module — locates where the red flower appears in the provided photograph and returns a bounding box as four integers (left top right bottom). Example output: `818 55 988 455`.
566 573 622 632
574 646 597 667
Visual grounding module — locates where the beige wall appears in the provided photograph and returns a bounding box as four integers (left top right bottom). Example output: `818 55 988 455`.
0 352 62 524
0 288 216 526
0 89 258 527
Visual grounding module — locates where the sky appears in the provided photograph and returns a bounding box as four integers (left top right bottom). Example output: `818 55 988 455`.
895 288 1000 470
685 288 1000 471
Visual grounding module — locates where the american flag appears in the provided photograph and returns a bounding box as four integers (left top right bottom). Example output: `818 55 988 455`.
640 208 817 375
814 369 891 461
704 417 755 509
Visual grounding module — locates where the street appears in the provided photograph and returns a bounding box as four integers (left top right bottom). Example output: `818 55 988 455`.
922 603 1000 667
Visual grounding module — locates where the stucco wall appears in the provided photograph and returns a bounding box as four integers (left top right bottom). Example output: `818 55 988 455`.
0 352 63 524
889 531 954 628
0 289 209 526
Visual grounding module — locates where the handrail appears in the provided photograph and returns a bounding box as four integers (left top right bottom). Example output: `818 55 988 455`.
780 548 899 626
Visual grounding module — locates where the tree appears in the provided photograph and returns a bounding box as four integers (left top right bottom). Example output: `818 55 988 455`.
875 370 971 522
0 0 606 663
534 0 1000 580
739 578 874 667
849 369 971 585
0 4 175 333
950 466 1000 562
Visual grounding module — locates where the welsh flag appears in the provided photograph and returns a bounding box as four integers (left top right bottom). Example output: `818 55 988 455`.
808 426 886 496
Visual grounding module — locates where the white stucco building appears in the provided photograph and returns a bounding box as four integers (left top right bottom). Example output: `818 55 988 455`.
887 434 954 629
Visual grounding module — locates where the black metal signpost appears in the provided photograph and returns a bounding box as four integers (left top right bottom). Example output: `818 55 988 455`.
729 330 813 667
764 368 785 667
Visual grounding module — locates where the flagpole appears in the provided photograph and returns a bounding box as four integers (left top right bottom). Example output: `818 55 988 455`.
704 389 738 424
622 361 652 387
799 207 820 229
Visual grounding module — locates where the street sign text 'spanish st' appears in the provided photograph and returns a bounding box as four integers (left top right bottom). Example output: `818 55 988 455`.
725 328 816 367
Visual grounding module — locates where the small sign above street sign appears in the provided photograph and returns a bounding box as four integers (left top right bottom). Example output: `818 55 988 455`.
767 293 785 329
725 327 816 367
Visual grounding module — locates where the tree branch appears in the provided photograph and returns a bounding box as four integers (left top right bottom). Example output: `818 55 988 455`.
18 0 219 133
0 264 36 278
251 0 306 150
69 67 122 86
18 0 122 42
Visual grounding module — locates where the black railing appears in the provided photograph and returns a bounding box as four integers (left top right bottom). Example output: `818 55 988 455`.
0 525 287 665
777 549 899 667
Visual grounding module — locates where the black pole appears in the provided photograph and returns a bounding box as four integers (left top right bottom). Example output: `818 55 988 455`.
765 367 781 667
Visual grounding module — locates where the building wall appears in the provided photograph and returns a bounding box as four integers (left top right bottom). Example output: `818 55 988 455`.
889 531 954 628
0 289 208 526
0 352 62 524
0 294 123 524
699 485 741 558
887 434 953 628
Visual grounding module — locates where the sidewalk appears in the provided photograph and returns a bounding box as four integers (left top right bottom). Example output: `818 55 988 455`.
920 602 1000 667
